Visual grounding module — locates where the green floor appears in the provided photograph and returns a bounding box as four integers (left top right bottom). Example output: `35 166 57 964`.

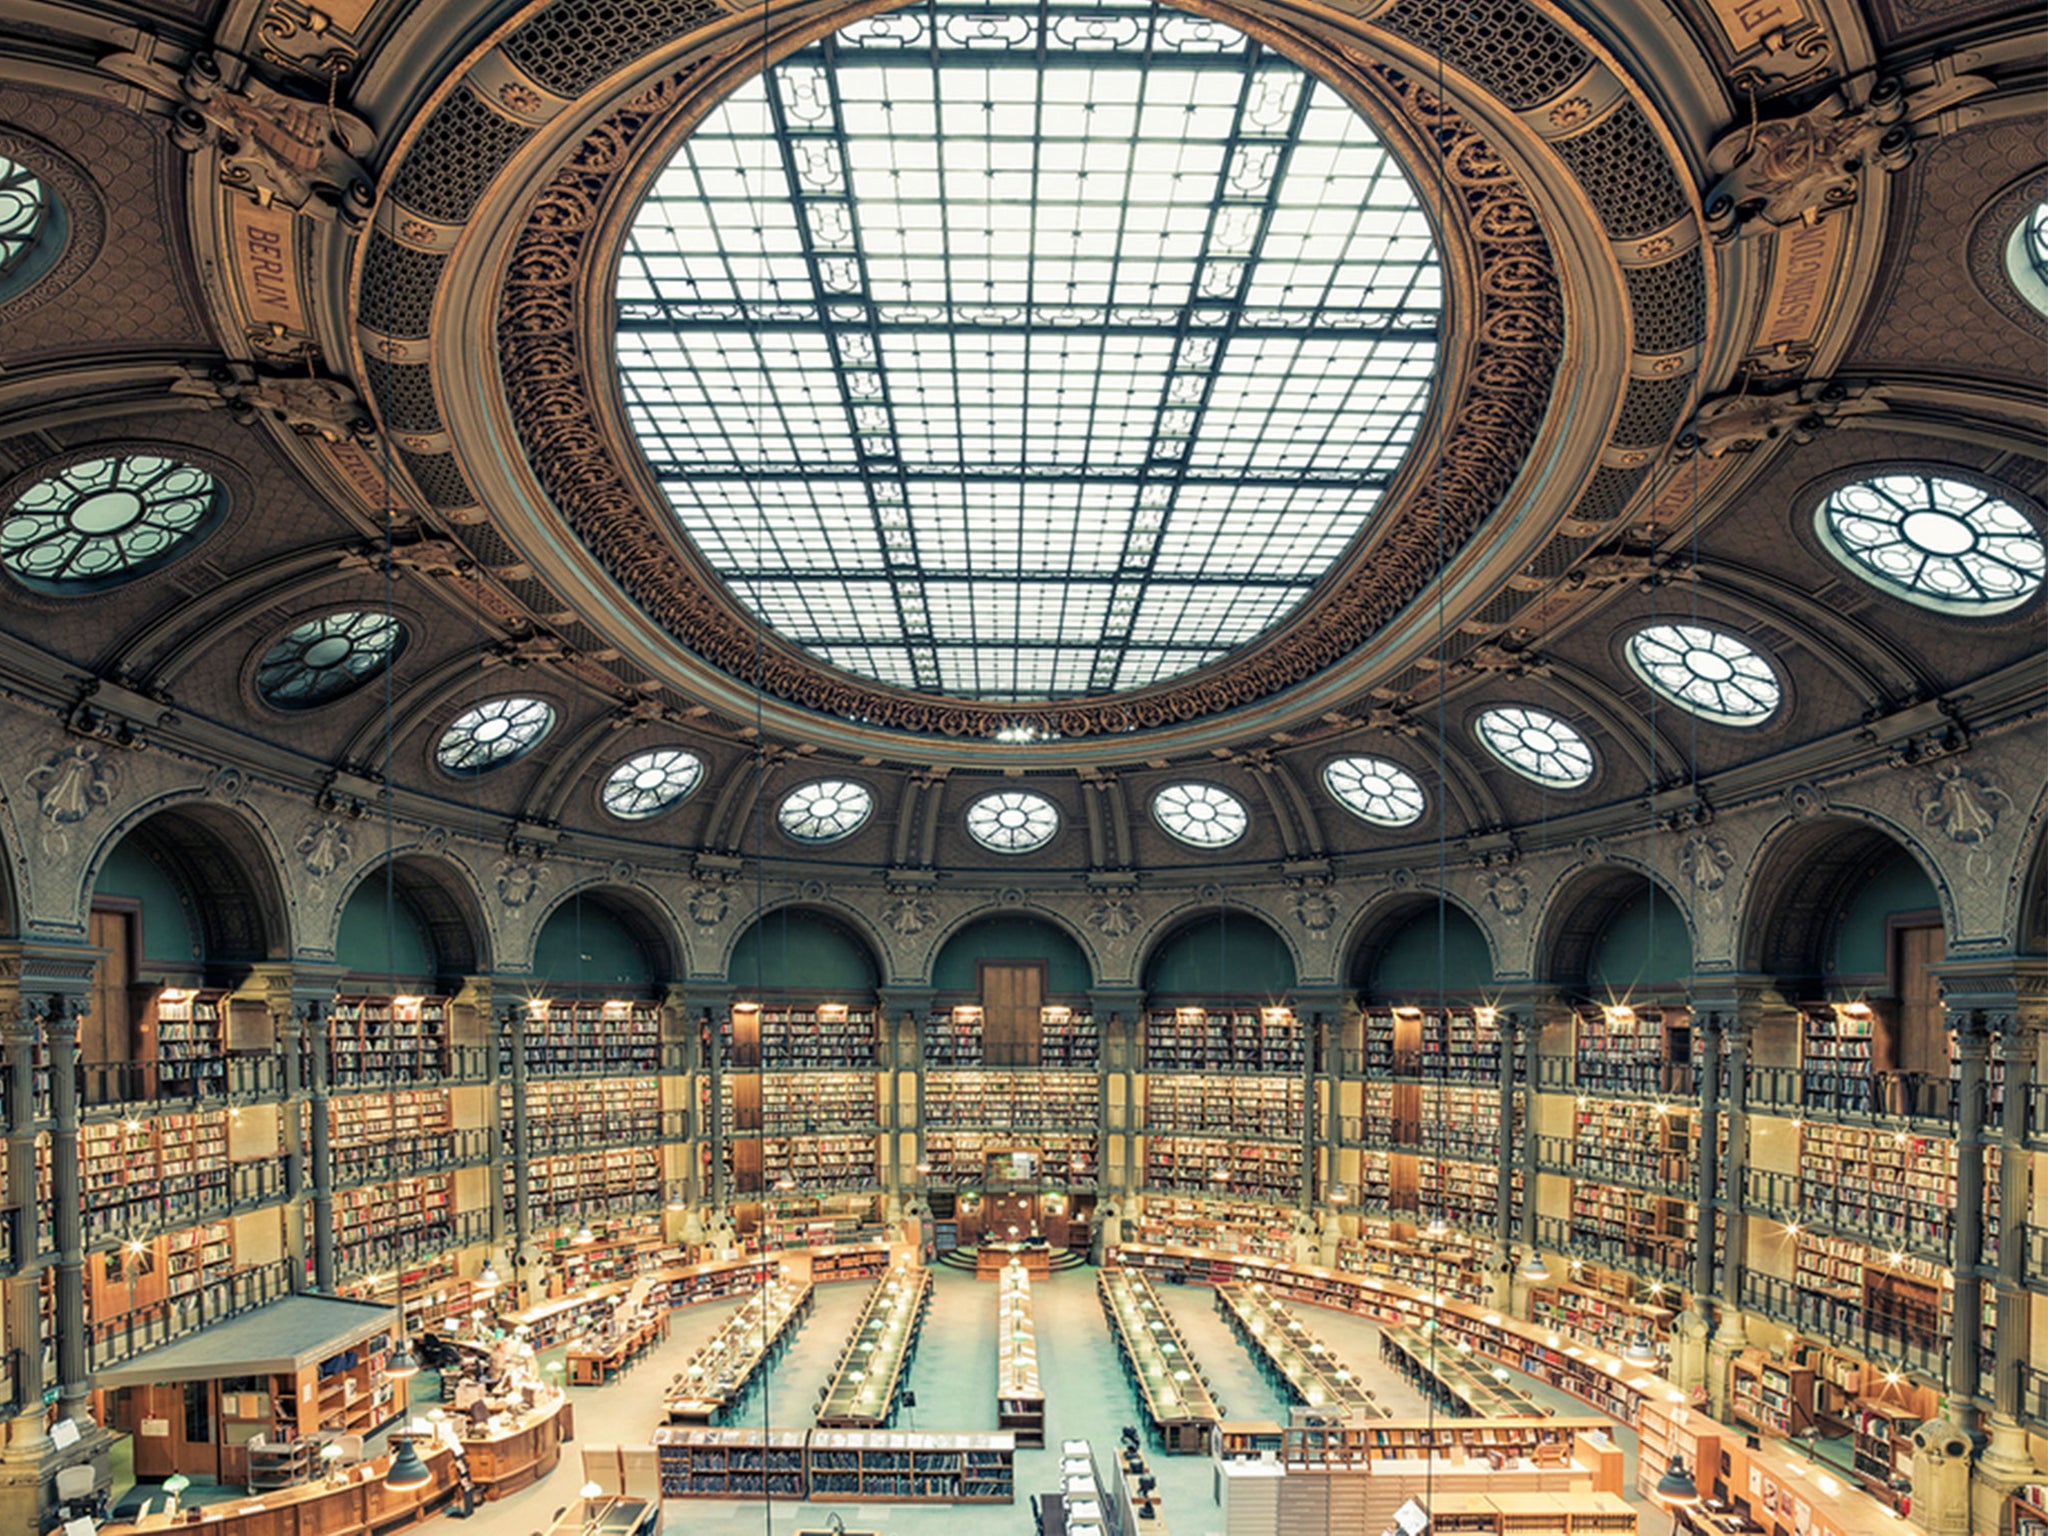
458 1264 1678 1536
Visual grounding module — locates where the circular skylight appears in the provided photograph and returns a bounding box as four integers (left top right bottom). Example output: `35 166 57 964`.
2005 200 2048 319
435 696 555 774
778 779 875 843
965 790 1062 854
1624 623 1782 726
1323 755 1426 827
616 3 1440 701
1815 473 2044 615
1473 705 1595 789
602 747 705 820
256 611 406 708
1152 782 1249 848
0 155 48 280
3 454 221 589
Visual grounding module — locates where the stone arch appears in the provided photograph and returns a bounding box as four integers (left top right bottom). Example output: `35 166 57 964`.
1136 899 1300 998
524 877 689 982
2008 775 2048 957
1735 812 1953 987
1529 859 1693 994
332 848 493 980
718 900 886 993
84 793 294 966
929 911 1097 997
1341 887 1499 1000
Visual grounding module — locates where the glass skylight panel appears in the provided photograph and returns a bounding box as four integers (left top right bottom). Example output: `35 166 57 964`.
616 0 1440 702
965 788 1062 852
1815 472 2043 615
1473 706 1596 790
1153 782 1249 848
1323 756 1426 827
1624 623 1783 726
257 610 407 708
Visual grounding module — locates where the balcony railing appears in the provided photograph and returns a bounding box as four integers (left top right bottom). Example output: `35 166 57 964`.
89 1258 295 1371
526 1116 666 1154
2030 1085 2048 1151
1536 1135 1692 1196
1745 1064 1802 1114
1535 1056 1575 1092
2023 1363 2048 1433
332 1127 493 1186
1742 1168 1951 1261
1738 1270 1952 1383
80 1052 283 1113
0 1208 17 1276
333 1207 491 1278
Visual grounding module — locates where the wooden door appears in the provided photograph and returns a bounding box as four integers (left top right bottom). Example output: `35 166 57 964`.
86 905 134 1066
979 962 1043 1066
1895 924 1946 1077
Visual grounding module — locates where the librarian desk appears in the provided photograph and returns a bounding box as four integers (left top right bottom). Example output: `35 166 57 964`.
978 1239 1054 1279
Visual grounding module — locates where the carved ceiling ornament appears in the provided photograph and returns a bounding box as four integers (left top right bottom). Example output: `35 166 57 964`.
484 40 1568 740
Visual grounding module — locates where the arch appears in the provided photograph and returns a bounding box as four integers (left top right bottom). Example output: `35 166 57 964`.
1140 907 1298 998
85 796 293 966
332 849 491 980
726 904 879 995
1344 890 1498 999
1530 860 1693 994
931 914 1094 996
1736 813 1953 987
526 878 687 983
2017 777 2048 957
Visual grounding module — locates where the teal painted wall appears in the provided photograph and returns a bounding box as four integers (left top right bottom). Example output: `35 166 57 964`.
1826 847 1939 978
1365 906 1495 993
932 917 1093 994
1143 913 1296 995
728 910 878 993
94 842 198 964
534 901 653 989
1587 891 1692 990
336 879 436 981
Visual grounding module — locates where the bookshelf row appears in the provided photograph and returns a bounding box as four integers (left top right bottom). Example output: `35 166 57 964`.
1363 1007 1504 1081
508 1147 663 1222
654 1427 1014 1502
923 1070 1095 1131
1145 1135 1299 1201
513 998 661 1075
1144 1006 1303 1073
921 1130 1096 1186
731 1003 878 1069
922 1006 1098 1068
1144 1074 1303 1138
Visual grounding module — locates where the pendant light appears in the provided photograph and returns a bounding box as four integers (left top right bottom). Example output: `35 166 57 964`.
1519 1249 1551 1282
1622 1329 1659 1367
384 1435 432 1490
1653 1453 1703 1508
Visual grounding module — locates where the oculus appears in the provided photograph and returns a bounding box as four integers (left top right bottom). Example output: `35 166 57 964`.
1815 472 2043 615
964 788 1062 853
601 748 706 820
435 697 556 774
1152 781 1249 848
2 454 222 590
1322 754 1426 827
1623 623 1782 726
615 2 1439 701
1473 705 1594 789
778 778 876 842
256 611 406 708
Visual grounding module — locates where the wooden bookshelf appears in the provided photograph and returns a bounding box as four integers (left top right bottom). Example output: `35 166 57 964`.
1363 1007 1505 1082
925 1005 1099 1068
923 1070 1095 1131
330 994 450 1084
1144 1136 1297 1201
995 1261 1044 1446
1145 1074 1303 1137
1529 1279 1673 1366
1133 1195 1297 1260
1798 1122 1954 1254
1801 1002 1883 1115
922 1130 1097 1186
754 1003 878 1069
653 1427 808 1498
150 987 230 1094
521 997 661 1076
1427 1492 1637 1533
1574 1005 1686 1097
1266 1418 1612 1473
1729 1350 1816 1437
806 1430 1015 1503
1144 1006 1302 1074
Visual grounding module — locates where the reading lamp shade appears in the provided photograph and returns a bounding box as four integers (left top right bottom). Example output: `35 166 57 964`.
1654 1456 1702 1508
1622 1331 1659 1367
1519 1250 1551 1282
386 1335 419 1380
385 1437 433 1491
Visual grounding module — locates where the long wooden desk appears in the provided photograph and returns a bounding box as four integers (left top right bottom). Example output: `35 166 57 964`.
1214 1281 1385 1417
996 1260 1045 1447
666 1276 813 1423
1097 1267 1220 1454
1381 1321 1551 1418
568 1307 669 1386
817 1264 931 1428
544 1495 662 1535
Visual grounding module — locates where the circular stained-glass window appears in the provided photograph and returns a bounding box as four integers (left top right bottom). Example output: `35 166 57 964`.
1815 472 2043 615
1152 782 1249 848
435 696 555 774
1322 755 1426 827
256 611 406 708
2 454 222 590
1623 623 1783 727
778 779 875 843
965 789 1061 854
602 748 705 820
1473 705 1595 789
0 155 48 281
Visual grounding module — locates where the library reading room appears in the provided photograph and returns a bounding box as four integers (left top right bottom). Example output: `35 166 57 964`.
0 0 2044 1532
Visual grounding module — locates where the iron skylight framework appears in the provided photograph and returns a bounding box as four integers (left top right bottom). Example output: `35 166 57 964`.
616 0 1440 701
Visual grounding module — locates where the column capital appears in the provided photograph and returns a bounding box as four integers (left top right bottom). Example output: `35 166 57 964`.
665 983 730 1022
1686 974 1793 1040
875 987 937 1022
1935 957 2048 1041
1492 983 1574 1028
1088 985 1147 1019
1288 984 1352 1021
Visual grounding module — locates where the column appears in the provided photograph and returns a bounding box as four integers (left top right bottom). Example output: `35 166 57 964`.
672 989 727 1234
1091 986 1144 1253
44 999 90 1426
1 1003 48 1457
305 997 335 1291
1706 1000 1751 1419
1293 985 1348 1215
503 1004 534 1307
1949 1009 1990 1411
874 988 934 1226
1668 1007 1724 1396
1979 992 2040 1488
